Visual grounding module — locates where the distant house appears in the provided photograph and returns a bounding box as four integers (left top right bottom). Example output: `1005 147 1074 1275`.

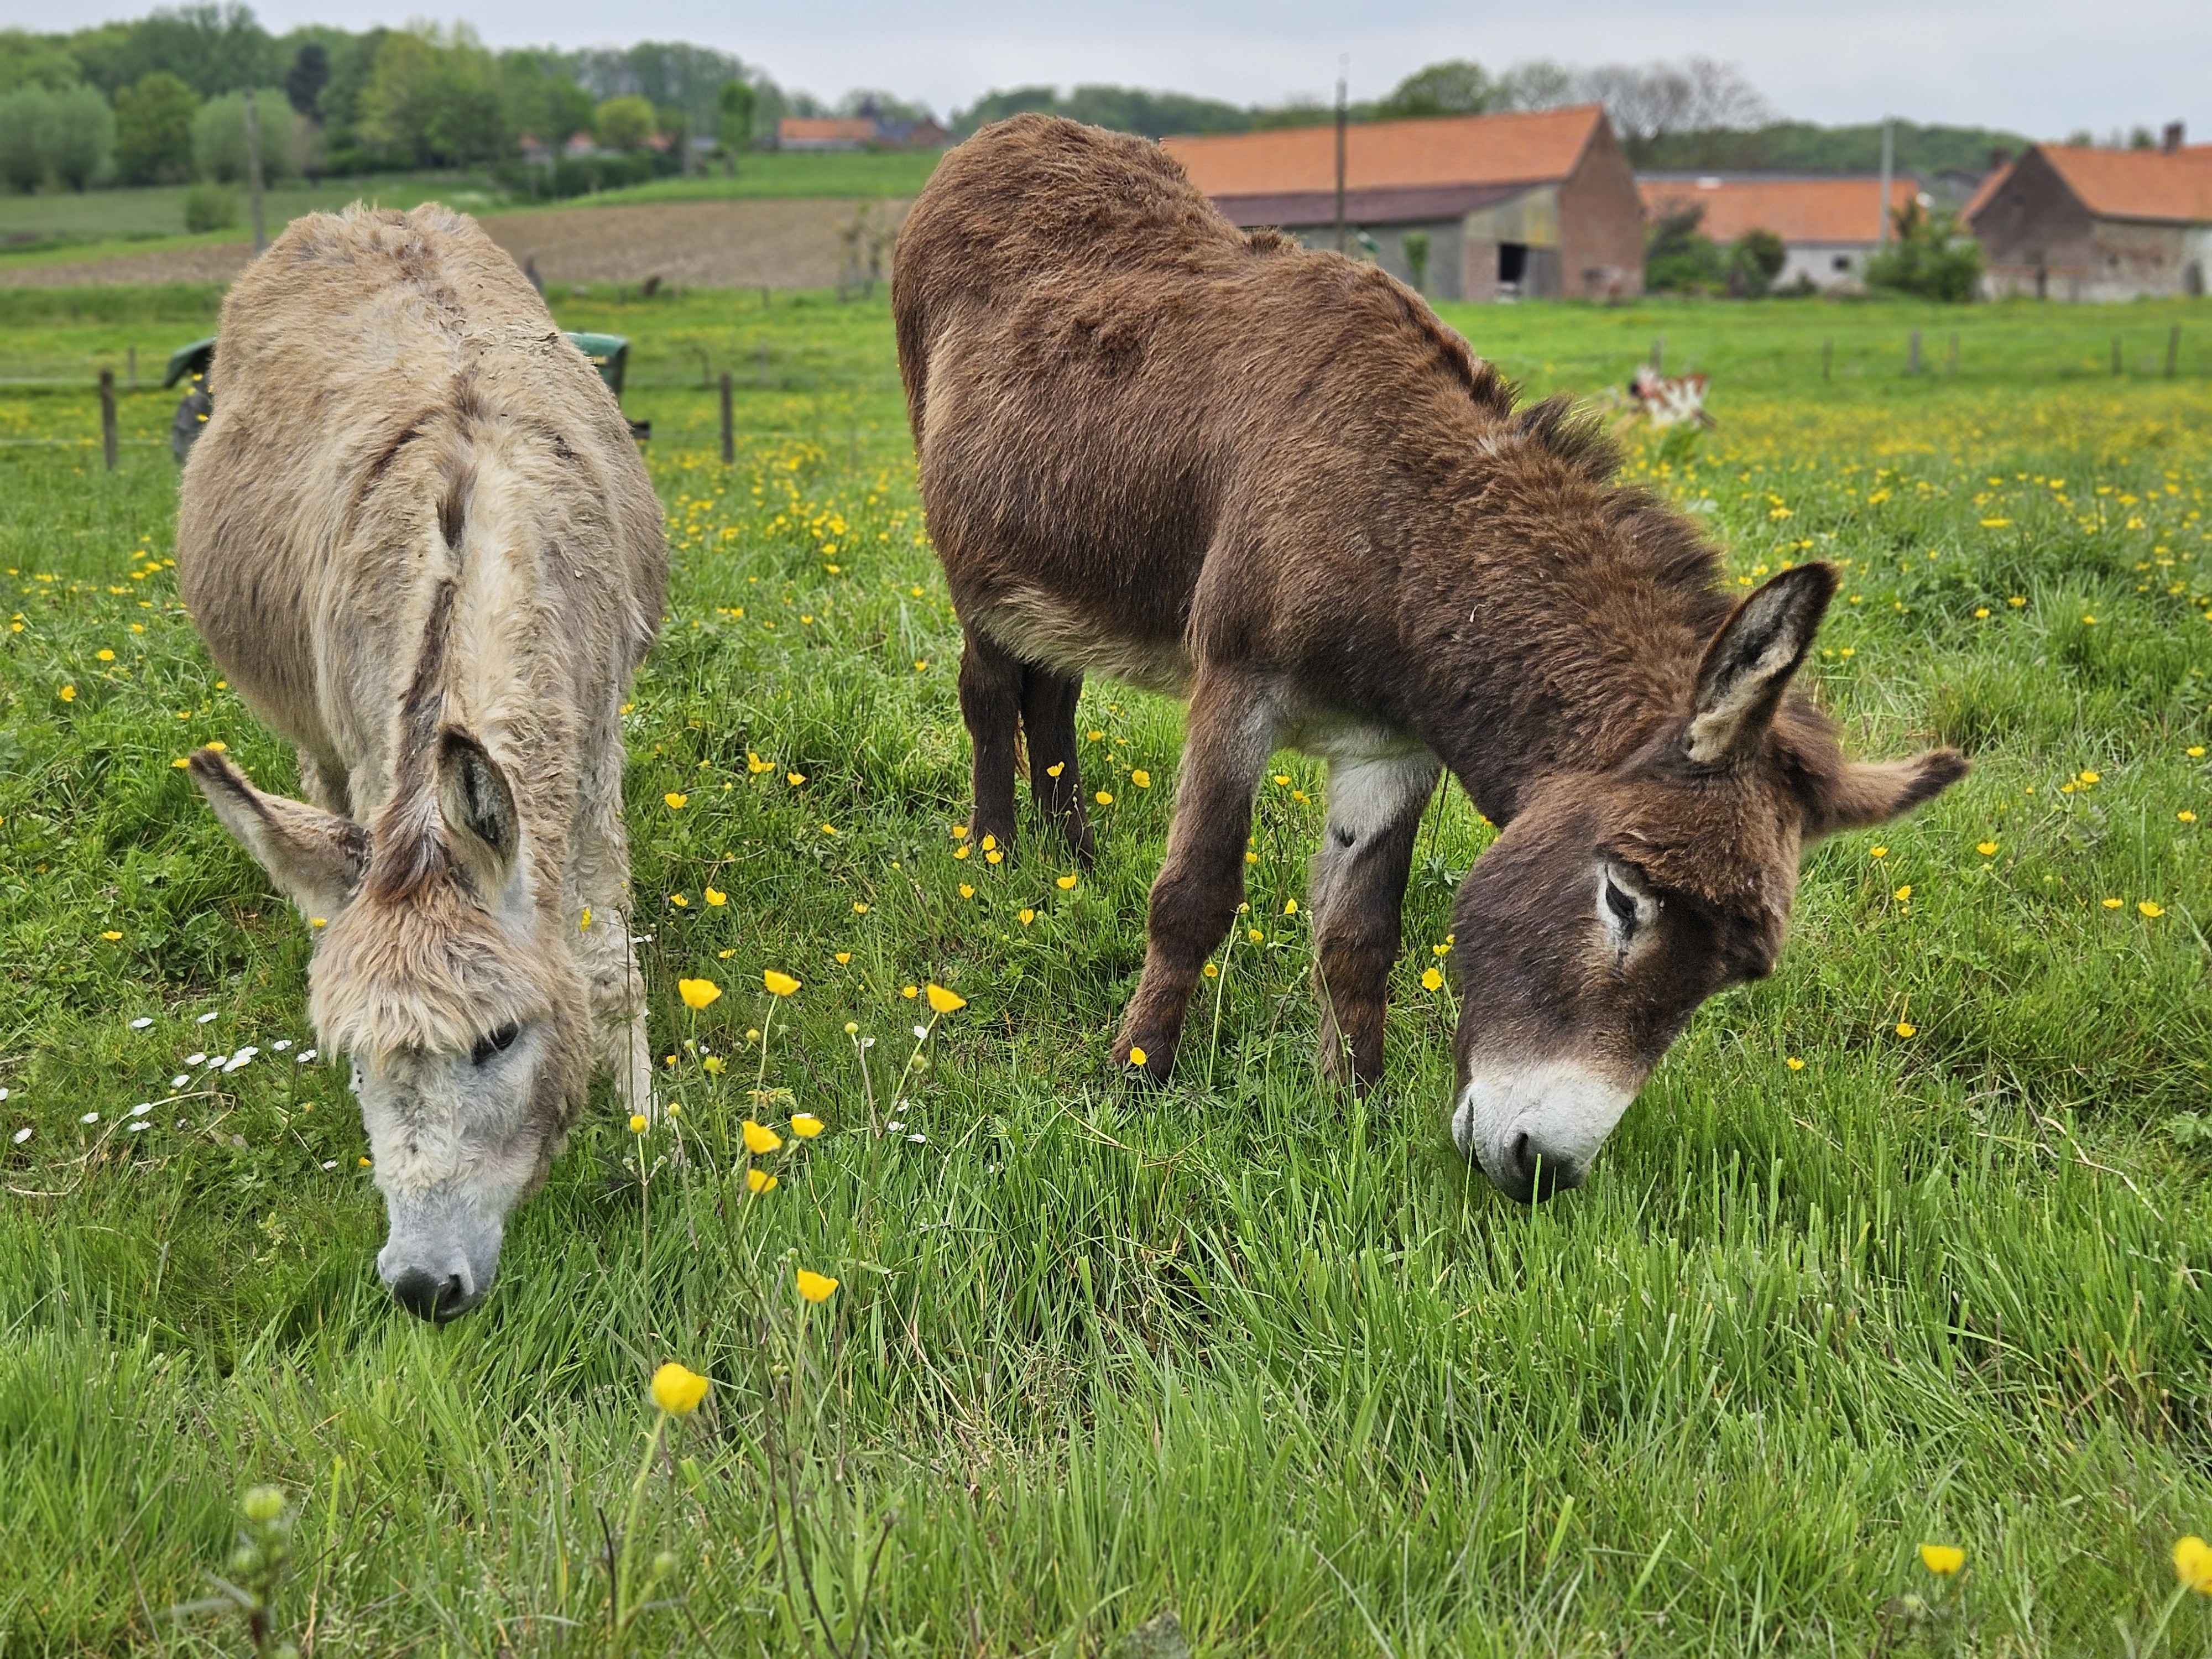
1637 174 1926 291
1964 126 2212 299
776 114 950 152
1160 106 1644 301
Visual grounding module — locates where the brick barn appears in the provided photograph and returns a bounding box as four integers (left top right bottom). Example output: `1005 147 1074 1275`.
1964 126 2212 300
1160 106 1644 301
1637 174 1925 292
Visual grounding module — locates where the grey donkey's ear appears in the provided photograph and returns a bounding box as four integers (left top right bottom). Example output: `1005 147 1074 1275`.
189 748 368 919
1686 562 1837 765
435 728 520 898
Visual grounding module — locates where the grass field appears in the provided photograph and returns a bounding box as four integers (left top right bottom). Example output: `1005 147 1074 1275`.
1 286 2209 1655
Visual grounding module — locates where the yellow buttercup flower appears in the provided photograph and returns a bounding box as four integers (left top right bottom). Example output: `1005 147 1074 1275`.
1046 763 1063 778
1056 874 1078 890
1917 1543 1964 1576
2181 811 2198 823
985 848 1002 864
763 970 800 996
705 886 727 905
1893 885 1912 902
95 648 114 661
1786 1056 1804 1070
669 893 689 907
795 1269 838 1303
1095 790 1114 806
629 1113 648 1133
2102 897 2124 909
1869 846 1887 858
852 901 869 914
954 843 972 859
2138 901 2165 917
980 835 995 851
1895 1022 1917 1038
101 930 123 941
1128 1046 1147 1066
1131 769 1150 788
746 1167 777 1193
58 685 75 702
2176 1535 2212 1594
834 951 852 964
742 1119 782 1154
790 1113 823 1138
649 1361 710 1415
1017 908 1035 925
678 977 721 1009
925 983 966 1014
664 792 687 809
1421 967 1443 991
901 984 919 998
958 884 974 899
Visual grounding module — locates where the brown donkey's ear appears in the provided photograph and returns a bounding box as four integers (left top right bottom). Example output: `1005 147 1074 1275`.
434 728 520 898
1686 562 1838 765
1807 749 1970 837
189 748 368 919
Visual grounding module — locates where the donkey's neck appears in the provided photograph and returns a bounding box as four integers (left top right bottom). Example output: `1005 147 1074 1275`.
1401 450 1731 825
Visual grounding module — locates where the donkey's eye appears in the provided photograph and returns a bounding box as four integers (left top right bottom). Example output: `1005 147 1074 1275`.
471 1022 520 1066
1604 879 1640 931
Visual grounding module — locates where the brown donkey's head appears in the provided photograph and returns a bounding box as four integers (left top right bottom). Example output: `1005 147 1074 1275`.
1449 564 1966 1202
189 722 590 1322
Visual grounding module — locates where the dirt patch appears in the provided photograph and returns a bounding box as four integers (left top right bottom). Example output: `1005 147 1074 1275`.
0 196 911 290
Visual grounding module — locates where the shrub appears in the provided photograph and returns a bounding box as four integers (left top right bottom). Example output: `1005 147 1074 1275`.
1645 204 1726 294
116 71 201 185
1726 227 1787 297
1866 199 1983 302
183 181 238 233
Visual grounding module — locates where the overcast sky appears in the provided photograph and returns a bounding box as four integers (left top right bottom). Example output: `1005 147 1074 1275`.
36 0 2210 141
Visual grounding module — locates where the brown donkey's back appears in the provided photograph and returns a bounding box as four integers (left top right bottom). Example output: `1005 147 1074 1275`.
895 117 1964 1201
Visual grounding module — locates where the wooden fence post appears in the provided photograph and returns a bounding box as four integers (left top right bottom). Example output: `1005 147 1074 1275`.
719 371 734 465
100 368 117 471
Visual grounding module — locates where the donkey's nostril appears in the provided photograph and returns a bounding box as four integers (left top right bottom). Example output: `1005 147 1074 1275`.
389 1269 444 1322
389 1269 474 1323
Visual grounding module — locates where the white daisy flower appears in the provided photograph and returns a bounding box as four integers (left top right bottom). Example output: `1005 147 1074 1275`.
270 1040 292 1052
196 1011 219 1024
171 1075 190 1089
296 1049 317 1063
130 1102 153 1117
80 1110 99 1124
129 1016 153 1029
185 1053 206 1066
10 1125 28 1144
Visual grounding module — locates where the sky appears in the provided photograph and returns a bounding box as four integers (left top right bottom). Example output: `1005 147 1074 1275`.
31 0 2210 142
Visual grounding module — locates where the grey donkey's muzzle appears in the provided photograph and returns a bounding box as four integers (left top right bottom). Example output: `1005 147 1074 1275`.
375 1187 504 1322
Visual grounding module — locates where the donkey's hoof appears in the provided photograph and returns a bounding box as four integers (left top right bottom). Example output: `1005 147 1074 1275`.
1112 1036 1174 1088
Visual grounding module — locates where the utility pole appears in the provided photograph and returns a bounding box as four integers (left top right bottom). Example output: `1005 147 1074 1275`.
244 86 267 255
1876 115 1894 246
1334 56 1348 255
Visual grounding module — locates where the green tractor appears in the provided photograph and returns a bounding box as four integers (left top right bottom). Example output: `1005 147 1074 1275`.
164 331 646 465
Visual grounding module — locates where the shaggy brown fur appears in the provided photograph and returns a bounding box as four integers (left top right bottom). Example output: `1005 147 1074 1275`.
177 204 666 1310
895 117 1964 1199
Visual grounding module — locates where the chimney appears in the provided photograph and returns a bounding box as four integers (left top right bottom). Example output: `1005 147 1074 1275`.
1989 147 2011 172
2164 121 2185 155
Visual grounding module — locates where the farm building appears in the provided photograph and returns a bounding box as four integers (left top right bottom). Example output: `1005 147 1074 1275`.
1964 126 2212 299
776 114 950 152
1637 174 1926 292
1160 106 1644 301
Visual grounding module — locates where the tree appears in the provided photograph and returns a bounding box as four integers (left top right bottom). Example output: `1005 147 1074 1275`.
0 87 53 192
111 3 276 99
1865 199 1983 302
116 70 200 184
191 87 299 182
358 25 503 166
0 29 83 95
285 41 327 116
716 77 754 149
1377 60 1494 118
594 94 655 151
43 82 114 190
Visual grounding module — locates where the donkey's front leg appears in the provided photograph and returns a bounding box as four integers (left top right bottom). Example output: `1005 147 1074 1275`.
1310 753 1441 1092
957 626 1024 857
1114 671 1274 1082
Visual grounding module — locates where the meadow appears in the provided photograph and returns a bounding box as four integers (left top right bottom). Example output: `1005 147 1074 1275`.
1 284 2208 1656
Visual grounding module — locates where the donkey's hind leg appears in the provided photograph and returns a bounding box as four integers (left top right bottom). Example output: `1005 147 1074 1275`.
1310 751 1441 1093
958 626 1024 856
1021 665 1095 867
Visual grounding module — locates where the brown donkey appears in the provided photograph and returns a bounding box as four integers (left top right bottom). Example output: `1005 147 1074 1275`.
178 205 666 1316
894 117 1966 1201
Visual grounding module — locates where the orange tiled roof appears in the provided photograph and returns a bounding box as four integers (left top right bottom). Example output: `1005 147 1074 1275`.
1637 175 1918 244
1161 106 1605 199
2036 143 2212 223
779 118 878 144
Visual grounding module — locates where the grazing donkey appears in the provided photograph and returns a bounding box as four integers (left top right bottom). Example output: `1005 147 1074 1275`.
178 205 667 1317
894 117 1965 1201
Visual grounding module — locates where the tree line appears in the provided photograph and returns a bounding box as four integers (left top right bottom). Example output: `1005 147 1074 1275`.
0 4 797 195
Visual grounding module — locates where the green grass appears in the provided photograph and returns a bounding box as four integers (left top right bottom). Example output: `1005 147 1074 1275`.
585 149 942 204
1 289 2209 1655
